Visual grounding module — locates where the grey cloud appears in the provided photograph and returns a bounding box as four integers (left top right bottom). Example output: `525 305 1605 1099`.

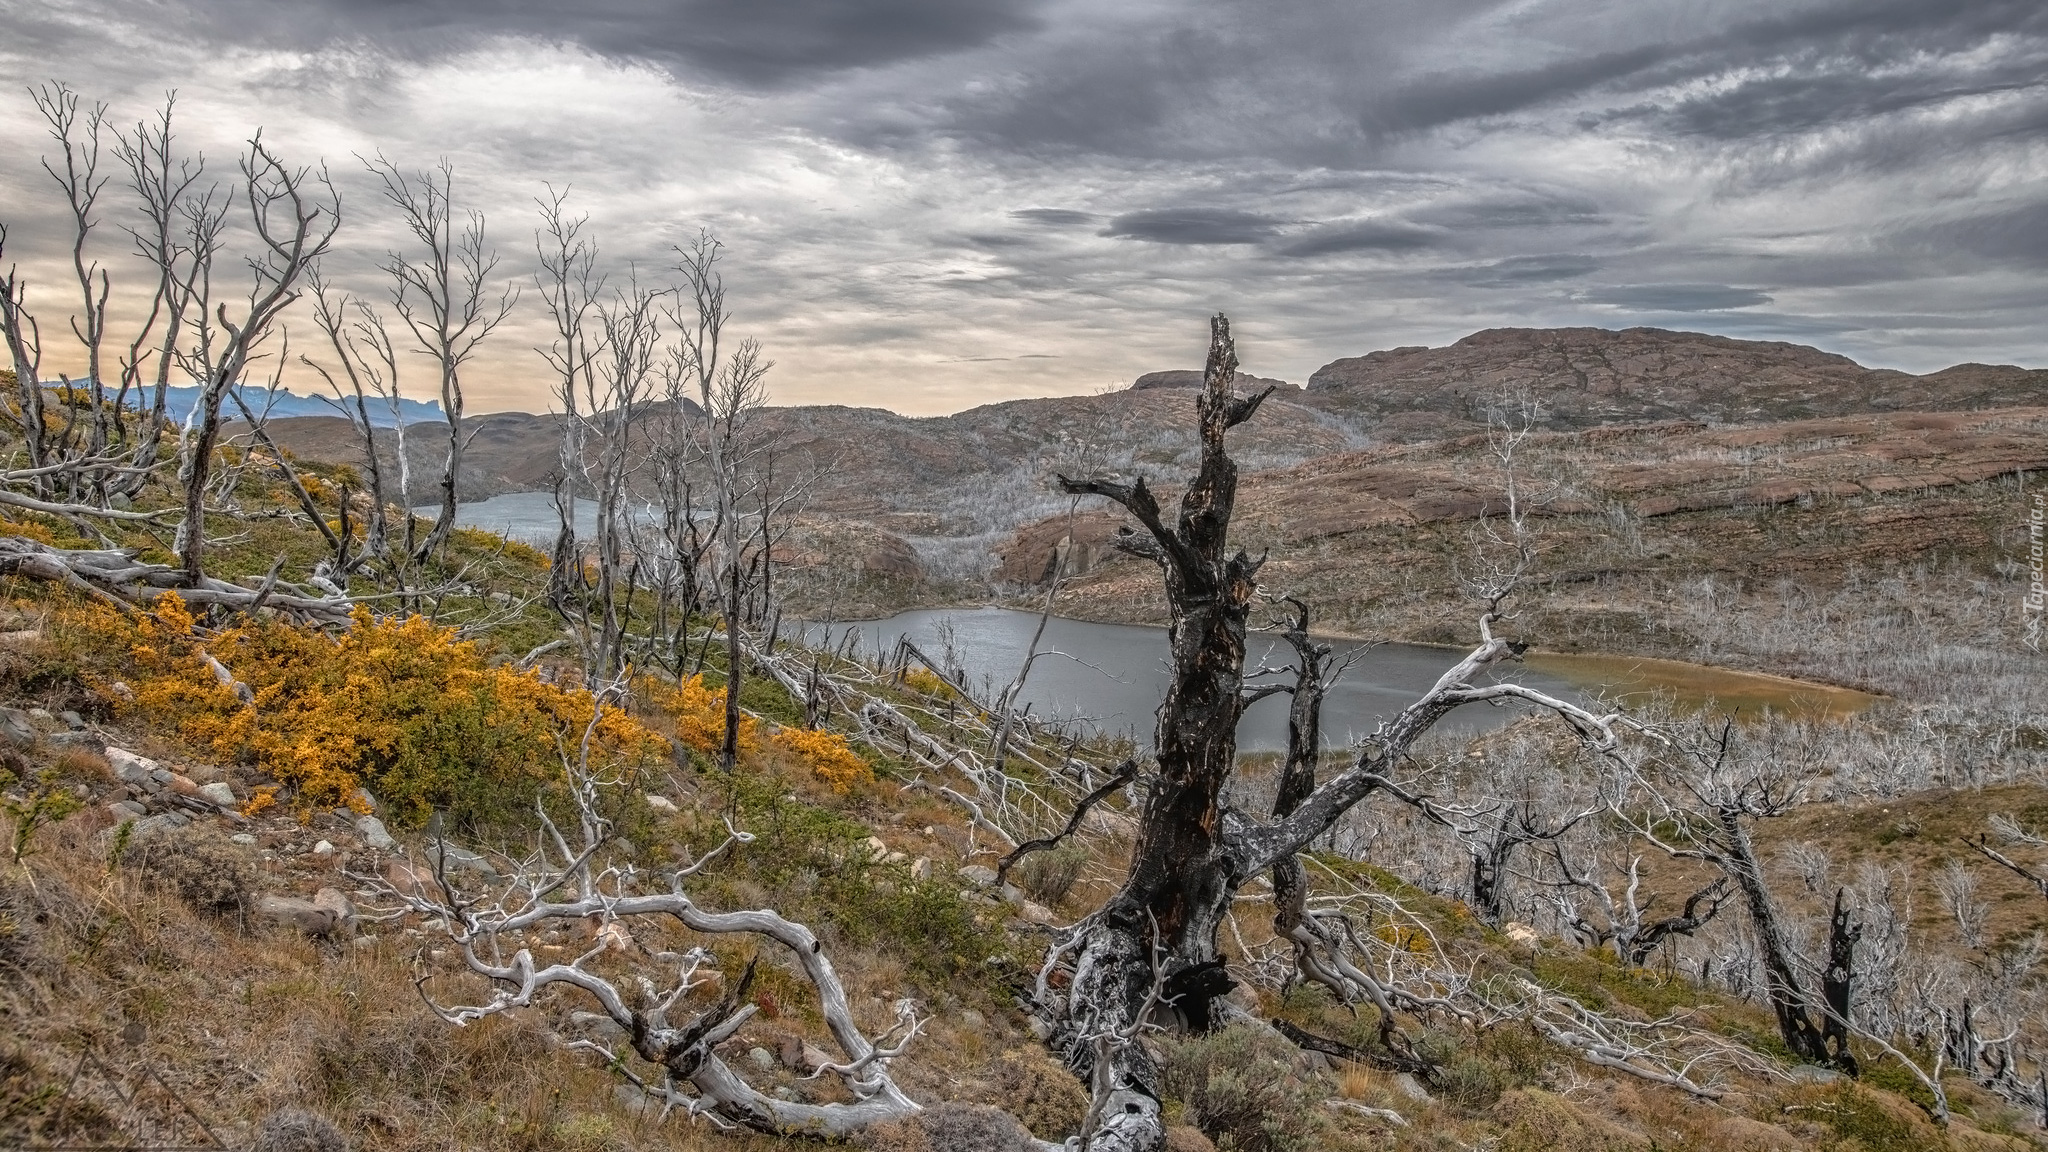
1277 220 1439 257
1010 208 1097 226
71 0 1047 86
1103 208 1282 245
1462 254 1602 286
1584 284 1774 312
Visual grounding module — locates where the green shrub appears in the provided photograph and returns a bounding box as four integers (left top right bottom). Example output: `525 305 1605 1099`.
1157 1025 1328 1152
1013 843 1087 907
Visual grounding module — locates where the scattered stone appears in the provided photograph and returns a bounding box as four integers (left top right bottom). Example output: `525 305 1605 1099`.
772 1086 794 1101
960 1009 987 1033
230 833 257 846
644 793 679 813
57 710 84 730
311 840 335 856
1017 901 1058 926
572 1011 629 1041
353 935 377 949
198 781 237 807
47 731 103 750
747 1046 777 1072
105 748 156 785
1391 1072 1434 1102
314 887 356 928
1502 922 1541 949
26 708 52 722
425 842 497 877
778 1034 835 1073
613 837 638 859
910 856 932 881
958 864 998 888
0 708 36 749
356 815 396 851
863 835 890 860
999 884 1026 906
1788 1065 1843 1084
1025 1017 1051 1041
108 681 134 702
256 894 347 936
594 921 636 953
107 800 146 821
130 813 185 839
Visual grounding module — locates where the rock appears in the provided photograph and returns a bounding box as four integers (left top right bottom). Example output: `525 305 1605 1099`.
747 1046 776 1072
165 773 200 798
130 813 185 840
107 800 146 821
594 921 635 953
383 858 437 897
355 815 396 851
644 793 678 813
108 681 134 702
47 731 103 751
959 1009 986 1032
1788 1065 1843 1083
863 835 890 860
105 748 157 785
1502 922 1541 949
999 884 1026 906
425 842 497 877
256 894 345 936
230 833 257 846
0 708 36 749
572 1011 630 1041
958 864 998 888
1017 901 1058 925
313 887 356 928
1391 1072 1434 1102
772 1086 794 1101
198 781 238 808
26 708 52 721
354 935 377 948
57 710 84 730
910 856 932 881
778 1034 835 1073
311 840 335 856
883 850 907 865
1131 369 1292 392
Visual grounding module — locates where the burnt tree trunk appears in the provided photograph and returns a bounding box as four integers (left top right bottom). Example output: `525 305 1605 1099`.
1717 805 1843 1068
1052 315 1274 1151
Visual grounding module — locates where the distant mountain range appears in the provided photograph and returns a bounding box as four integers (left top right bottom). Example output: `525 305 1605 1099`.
128 384 443 428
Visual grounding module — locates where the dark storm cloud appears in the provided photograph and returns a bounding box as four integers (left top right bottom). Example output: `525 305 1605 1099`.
1102 209 1283 245
1584 285 1775 312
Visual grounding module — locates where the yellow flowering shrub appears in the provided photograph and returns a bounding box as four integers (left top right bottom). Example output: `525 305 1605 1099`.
771 726 873 793
453 525 550 568
902 668 952 698
0 517 57 545
643 673 758 757
77 595 667 826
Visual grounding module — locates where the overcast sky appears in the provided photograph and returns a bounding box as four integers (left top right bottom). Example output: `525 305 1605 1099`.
0 0 2043 415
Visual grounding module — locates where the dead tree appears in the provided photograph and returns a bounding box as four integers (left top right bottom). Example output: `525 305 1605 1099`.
364 155 514 565
1544 843 1728 967
170 135 338 583
1038 315 1638 1152
1617 719 1859 1073
667 234 769 772
363 706 926 1137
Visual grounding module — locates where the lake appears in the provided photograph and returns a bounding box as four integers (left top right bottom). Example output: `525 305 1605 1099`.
807 607 1591 753
807 607 1878 754
414 492 665 545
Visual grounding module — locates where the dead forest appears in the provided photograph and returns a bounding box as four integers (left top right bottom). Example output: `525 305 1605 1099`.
1 82 2047 1152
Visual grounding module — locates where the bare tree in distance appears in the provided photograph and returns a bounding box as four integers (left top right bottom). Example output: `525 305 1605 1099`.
364 154 515 566
667 233 770 773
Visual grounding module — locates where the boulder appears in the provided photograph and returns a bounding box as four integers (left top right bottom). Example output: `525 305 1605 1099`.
355 815 396 852
0 708 36 749
106 800 146 821
257 893 345 936
198 781 239 808
958 864 998 888
644 793 679 813
424 842 497 877
105 748 158 786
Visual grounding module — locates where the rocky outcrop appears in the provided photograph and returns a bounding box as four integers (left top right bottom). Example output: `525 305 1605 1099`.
1130 369 1294 392
1306 327 2048 429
